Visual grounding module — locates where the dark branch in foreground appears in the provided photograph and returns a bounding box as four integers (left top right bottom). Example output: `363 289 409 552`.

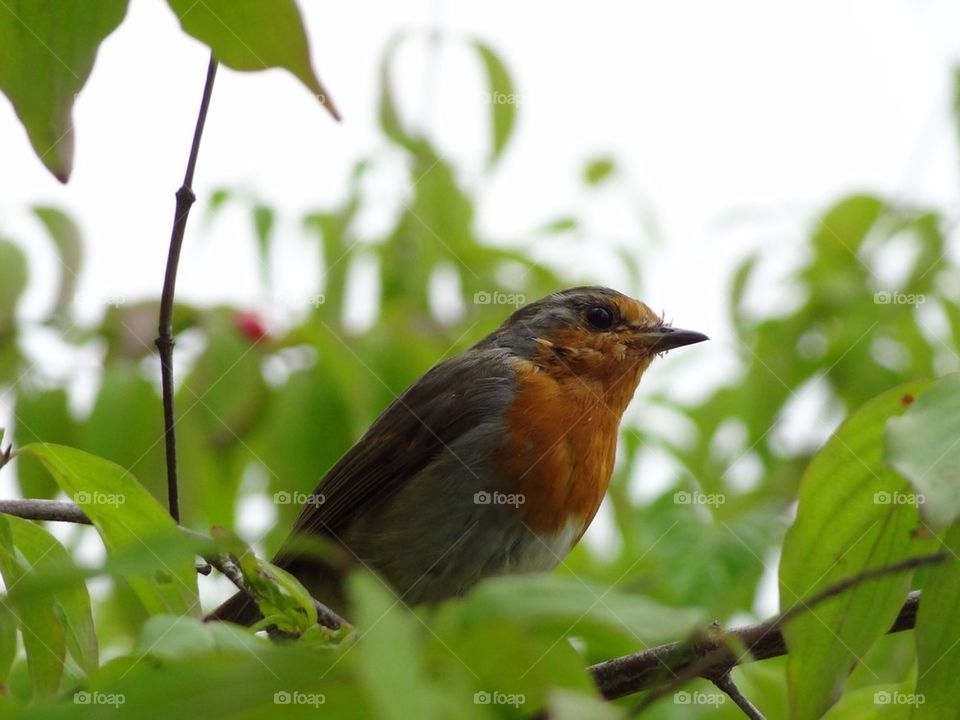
0 498 345 631
156 53 219 524
711 671 765 720
590 552 945 704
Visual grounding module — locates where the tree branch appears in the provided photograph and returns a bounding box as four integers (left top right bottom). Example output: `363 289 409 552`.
0 498 345 630
591 552 945 703
156 53 219 523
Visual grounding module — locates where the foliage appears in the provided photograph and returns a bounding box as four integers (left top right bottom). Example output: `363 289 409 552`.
1 4 960 719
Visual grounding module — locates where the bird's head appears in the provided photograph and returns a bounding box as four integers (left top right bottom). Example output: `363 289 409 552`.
487 286 707 409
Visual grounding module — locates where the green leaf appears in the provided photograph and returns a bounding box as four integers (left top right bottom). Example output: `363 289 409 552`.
0 1 129 181
885 374 960 529
912 522 960 719
252 203 274 285
134 615 216 661
13 386 79 499
0 516 66 699
0 238 28 333
474 40 517 165
583 157 615 186
456 574 704 658
779 380 933 720
165 0 339 119
0 597 16 685
16 443 199 617
348 571 435 719
2 515 98 675
32 207 83 321
377 34 420 151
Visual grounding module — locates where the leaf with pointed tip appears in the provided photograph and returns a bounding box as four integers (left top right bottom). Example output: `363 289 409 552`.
165 0 339 119
0 1 129 181
474 40 517 165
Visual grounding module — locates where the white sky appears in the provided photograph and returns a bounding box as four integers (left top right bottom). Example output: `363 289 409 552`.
2 0 960 616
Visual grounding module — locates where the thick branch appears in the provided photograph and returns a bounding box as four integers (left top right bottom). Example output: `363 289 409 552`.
156 53 218 523
591 589 923 701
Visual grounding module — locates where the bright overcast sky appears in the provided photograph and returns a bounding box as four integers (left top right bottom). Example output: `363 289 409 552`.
2 0 959 332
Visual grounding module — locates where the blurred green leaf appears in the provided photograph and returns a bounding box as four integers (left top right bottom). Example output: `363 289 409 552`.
165 0 338 118
583 157 615 186
0 516 66 699
0 1 129 181
3 516 97 675
349 571 435 719
474 40 517 165
0 597 16 685
0 239 27 334
378 34 421 151
885 374 960 529
32 207 83 321
17 443 199 617
13 386 79 499
780 381 932 720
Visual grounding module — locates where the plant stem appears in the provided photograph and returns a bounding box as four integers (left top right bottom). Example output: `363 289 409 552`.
156 53 218 523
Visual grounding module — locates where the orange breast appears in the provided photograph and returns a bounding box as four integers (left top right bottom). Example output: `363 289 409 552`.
495 356 636 538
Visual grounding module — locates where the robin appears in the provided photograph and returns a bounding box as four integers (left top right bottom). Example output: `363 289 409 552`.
209 286 707 625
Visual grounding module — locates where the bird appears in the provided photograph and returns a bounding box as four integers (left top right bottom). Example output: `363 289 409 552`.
208 286 707 625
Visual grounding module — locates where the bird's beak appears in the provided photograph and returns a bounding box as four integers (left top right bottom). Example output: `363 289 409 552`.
635 326 709 352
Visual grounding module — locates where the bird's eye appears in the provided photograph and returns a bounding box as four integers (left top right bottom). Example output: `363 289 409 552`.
585 306 614 330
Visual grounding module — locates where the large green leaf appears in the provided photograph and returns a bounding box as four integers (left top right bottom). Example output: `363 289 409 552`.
779 381 932 720
0 1 129 181
885 374 960 529
912 522 960 719
0 516 66 699
165 0 338 118
16 444 199 617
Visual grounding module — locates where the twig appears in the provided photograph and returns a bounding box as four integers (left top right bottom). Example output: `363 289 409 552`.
0 498 91 524
710 671 765 720
0 498 345 630
156 53 219 523
594 552 946 703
